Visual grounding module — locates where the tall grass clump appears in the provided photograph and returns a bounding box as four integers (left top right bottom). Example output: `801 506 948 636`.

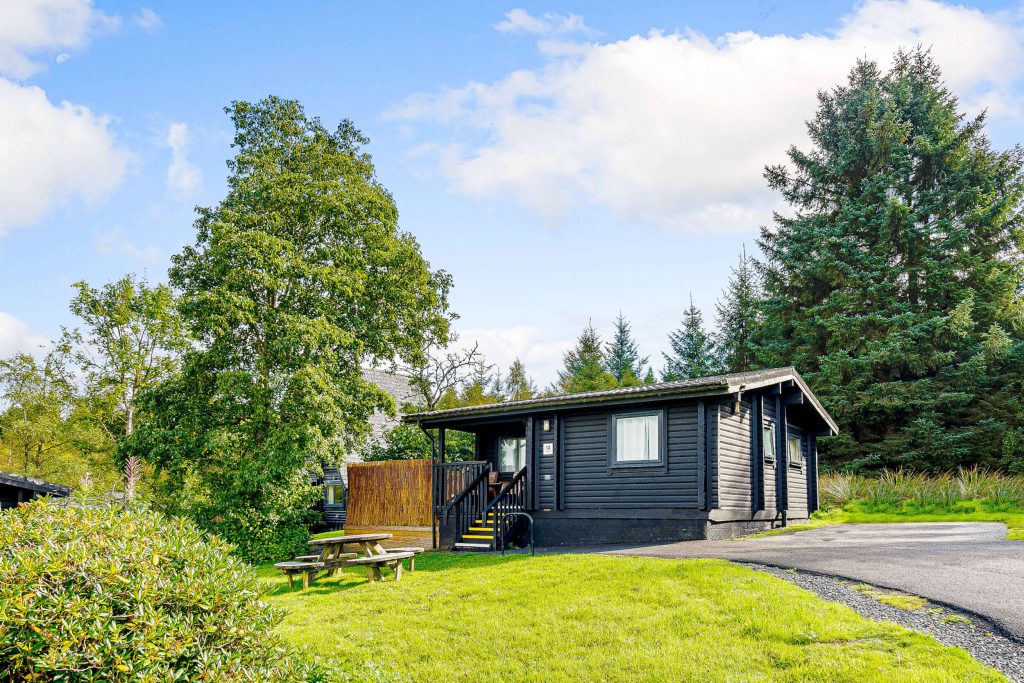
819 467 1024 513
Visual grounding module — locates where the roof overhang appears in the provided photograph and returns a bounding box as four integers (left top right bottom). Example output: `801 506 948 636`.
404 367 838 435
0 471 72 496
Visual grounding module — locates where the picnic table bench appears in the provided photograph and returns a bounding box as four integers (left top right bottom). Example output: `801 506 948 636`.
274 534 425 589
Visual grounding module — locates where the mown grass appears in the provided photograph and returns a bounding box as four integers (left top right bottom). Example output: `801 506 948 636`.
851 584 928 611
310 529 346 540
257 553 1004 682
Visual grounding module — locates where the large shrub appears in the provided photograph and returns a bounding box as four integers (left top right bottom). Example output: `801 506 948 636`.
0 496 330 682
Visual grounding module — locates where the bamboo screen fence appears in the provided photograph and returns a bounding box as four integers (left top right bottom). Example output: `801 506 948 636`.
345 459 433 527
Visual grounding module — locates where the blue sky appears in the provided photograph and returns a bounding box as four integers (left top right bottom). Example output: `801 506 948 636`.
1 0 1023 385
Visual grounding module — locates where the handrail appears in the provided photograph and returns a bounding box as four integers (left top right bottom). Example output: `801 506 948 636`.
480 467 527 518
486 468 528 552
433 460 488 511
443 467 490 518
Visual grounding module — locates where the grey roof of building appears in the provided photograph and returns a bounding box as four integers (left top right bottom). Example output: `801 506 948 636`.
403 367 838 434
0 471 72 496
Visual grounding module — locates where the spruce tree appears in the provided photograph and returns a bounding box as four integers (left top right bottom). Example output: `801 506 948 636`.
605 313 649 386
504 358 536 401
758 48 1024 471
558 322 618 394
715 245 761 373
662 295 722 380
459 357 499 406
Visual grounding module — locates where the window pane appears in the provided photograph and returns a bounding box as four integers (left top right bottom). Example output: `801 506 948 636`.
500 438 526 472
615 414 659 462
326 486 335 505
789 436 802 463
763 425 776 460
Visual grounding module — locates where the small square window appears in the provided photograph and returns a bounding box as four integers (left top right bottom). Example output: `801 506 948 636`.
611 411 663 466
325 485 344 505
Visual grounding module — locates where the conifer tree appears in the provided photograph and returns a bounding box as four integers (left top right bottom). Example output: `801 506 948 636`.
503 358 536 401
605 313 649 386
662 295 722 380
715 245 761 373
758 48 1024 471
557 322 618 394
459 357 499 406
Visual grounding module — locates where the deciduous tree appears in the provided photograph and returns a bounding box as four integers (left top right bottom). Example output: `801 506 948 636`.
124 97 453 561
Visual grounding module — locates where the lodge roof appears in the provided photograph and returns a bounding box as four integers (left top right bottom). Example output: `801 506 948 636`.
0 470 72 497
404 367 838 434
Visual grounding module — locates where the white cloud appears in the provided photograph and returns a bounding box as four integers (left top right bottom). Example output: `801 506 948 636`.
133 8 162 31
494 9 592 36
457 324 572 388
0 312 49 358
97 227 161 261
390 0 1024 232
0 0 127 236
165 122 202 199
0 0 119 79
0 79 128 236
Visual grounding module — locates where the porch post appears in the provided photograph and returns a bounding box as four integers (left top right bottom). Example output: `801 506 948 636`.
525 416 535 510
438 427 446 464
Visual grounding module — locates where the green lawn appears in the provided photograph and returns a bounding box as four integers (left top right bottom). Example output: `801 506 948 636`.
257 553 1004 682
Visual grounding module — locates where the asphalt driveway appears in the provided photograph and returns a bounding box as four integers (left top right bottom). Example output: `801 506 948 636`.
598 523 1024 640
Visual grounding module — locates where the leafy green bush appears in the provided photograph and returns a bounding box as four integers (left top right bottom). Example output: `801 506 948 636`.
211 506 313 565
0 495 331 682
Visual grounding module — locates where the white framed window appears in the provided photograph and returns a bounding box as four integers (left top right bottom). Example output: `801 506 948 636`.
499 437 527 473
325 485 344 506
788 434 804 466
611 411 664 466
763 423 776 462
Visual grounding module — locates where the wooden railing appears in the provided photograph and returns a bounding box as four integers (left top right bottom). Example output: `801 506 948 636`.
482 468 528 551
443 467 491 546
433 461 488 512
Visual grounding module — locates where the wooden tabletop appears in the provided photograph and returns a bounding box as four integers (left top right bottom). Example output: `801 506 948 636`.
308 533 393 546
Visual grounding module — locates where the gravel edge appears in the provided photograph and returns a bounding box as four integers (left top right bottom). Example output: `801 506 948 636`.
746 563 1024 682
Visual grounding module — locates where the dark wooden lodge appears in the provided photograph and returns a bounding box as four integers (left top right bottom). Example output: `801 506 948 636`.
407 368 837 550
0 471 71 510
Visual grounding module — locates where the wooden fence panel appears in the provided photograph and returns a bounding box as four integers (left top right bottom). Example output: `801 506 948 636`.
346 459 433 527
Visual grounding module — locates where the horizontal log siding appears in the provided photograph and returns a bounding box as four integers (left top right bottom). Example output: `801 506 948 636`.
537 415 557 509
562 403 699 509
763 397 777 512
716 398 752 510
786 424 809 517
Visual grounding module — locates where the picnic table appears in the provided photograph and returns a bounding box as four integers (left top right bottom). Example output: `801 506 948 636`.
276 533 424 589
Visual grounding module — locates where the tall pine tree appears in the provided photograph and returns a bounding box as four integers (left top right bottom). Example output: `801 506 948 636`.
715 245 761 373
504 358 536 401
558 322 618 394
605 313 649 386
758 48 1024 471
663 295 722 380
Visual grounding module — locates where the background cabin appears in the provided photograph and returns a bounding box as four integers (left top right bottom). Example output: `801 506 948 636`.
408 368 837 550
0 471 71 510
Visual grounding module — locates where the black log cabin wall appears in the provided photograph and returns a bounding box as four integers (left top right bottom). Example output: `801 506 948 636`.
536 414 557 509
467 384 823 546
